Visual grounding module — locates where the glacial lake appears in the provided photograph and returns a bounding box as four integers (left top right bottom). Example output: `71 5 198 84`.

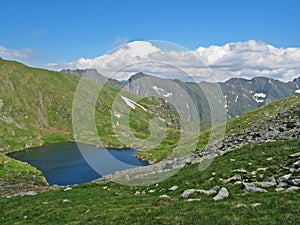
8 142 149 186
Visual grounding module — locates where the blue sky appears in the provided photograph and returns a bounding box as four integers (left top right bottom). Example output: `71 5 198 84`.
1 0 300 68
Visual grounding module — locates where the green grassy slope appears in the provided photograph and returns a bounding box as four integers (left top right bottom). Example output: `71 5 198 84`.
0 59 179 184
1 139 299 224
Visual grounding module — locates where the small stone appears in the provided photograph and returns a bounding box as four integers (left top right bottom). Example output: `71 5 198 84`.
243 183 268 193
234 181 243 185
210 186 220 191
277 182 288 188
168 186 178 191
159 195 171 199
135 191 140 195
293 160 300 168
64 187 72 191
285 186 300 192
148 190 155 193
212 172 216 176
250 171 257 176
289 152 300 158
278 174 292 182
186 198 201 202
223 174 242 184
256 167 268 171
21 191 37 196
266 157 274 161
213 187 229 201
255 177 276 187
232 169 248 173
85 210 90 214
250 203 261 207
275 187 285 192
63 199 71 203
181 189 196 198
288 179 300 186
235 203 247 208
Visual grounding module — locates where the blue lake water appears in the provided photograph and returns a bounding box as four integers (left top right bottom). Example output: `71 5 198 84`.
8 142 148 186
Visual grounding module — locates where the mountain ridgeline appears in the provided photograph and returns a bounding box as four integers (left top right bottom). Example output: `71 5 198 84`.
63 69 300 119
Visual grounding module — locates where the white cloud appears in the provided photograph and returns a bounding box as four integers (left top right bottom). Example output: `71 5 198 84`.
46 40 300 82
0 45 33 60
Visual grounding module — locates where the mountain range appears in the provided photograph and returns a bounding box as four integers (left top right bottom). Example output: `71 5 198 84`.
62 69 300 119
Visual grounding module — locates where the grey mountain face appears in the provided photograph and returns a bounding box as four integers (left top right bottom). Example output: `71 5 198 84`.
61 69 300 120
61 69 124 89
125 73 300 120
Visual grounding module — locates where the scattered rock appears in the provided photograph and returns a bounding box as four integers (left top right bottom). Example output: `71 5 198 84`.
293 160 300 168
277 182 288 187
213 187 229 201
62 199 71 203
21 191 37 196
235 203 247 208
255 177 276 187
243 183 268 193
223 174 242 184
250 203 261 207
168 186 178 191
181 186 219 198
148 190 155 193
232 169 248 173
135 191 140 195
275 187 285 192
288 179 300 186
186 198 201 202
159 195 171 199
256 167 268 171
289 152 300 158
64 187 72 191
278 174 292 182
266 157 274 161
285 186 300 192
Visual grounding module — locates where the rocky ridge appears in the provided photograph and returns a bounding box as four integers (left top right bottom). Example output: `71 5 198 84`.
96 104 300 189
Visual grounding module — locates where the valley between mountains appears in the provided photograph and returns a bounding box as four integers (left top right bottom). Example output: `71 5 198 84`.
0 58 299 224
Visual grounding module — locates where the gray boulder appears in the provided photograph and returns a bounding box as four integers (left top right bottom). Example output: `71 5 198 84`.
213 187 229 201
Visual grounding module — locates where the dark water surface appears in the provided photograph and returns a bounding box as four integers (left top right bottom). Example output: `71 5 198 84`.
8 142 148 186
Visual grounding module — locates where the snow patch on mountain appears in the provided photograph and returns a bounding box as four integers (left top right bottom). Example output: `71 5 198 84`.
121 96 147 112
163 92 173 97
152 85 164 95
254 93 267 103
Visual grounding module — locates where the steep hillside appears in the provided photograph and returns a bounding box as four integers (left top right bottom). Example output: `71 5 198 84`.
0 59 179 191
0 59 179 152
